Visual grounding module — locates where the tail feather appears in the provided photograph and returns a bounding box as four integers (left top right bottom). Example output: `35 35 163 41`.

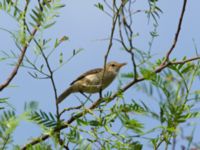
56 86 73 104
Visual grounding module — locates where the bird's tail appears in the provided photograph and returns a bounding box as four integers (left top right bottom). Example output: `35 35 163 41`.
56 86 74 104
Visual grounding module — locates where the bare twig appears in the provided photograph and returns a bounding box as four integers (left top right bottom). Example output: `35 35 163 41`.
171 56 200 65
100 1 122 96
154 138 165 150
172 135 176 150
162 0 188 65
1 134 11 150
117 1 138 80
103 1 121 69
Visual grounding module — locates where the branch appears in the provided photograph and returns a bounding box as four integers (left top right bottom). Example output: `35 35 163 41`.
0 28 38 92
103 2 120 64
162 0 188 65
102 1 122 75
100 1 122 96
171 56 200 65
118 1 138 79
0 48 24 91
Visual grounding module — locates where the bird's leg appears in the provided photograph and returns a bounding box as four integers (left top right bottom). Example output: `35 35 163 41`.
80 92 93 103
99 89 102 99
98 88 103 117
99 92 102 99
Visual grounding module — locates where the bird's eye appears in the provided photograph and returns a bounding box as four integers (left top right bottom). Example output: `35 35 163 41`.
111 64 115 67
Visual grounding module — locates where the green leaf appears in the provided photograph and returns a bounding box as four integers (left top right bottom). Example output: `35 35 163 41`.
59 52 63 64
1 110 15 121
121 72 134 78
129 141 143 150
30 14 40 25
150 31 159 37
140 68 155 79
94 3 104 11
124 119 144 133
60 35 69 42
30 110 57 128
54 36 69 48
20 142 52 150
181 63 194 74
119 114 144 134
44 21 56 29
160 106 166 123
53 3 65 9
0 97 8 103
24 101 39 112
68 128 81 143
0 110 18 144
89 120 101 126
32 8 43 22
77 119 88 126
103 114 117 125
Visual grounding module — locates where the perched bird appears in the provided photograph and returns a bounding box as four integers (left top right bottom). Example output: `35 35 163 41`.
56 61 126 104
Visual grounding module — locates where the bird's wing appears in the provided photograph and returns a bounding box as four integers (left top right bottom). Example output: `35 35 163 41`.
70 68 102 85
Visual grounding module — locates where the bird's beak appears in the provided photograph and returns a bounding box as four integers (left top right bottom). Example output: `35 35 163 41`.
118 62 127 68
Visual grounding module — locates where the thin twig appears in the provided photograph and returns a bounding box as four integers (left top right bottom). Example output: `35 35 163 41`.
59 104 83 117
154 137 165 150
118 2 138 80
162 0 188 65
101 1 122 93
103 1 121 69
1 134 11 150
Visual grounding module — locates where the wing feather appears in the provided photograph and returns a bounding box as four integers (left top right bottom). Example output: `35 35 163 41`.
70 68 102 85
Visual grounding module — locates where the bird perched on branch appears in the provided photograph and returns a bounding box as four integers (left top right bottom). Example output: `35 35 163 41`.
56 61 126 104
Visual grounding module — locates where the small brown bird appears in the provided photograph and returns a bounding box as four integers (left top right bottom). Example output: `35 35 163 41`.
56 61 126 104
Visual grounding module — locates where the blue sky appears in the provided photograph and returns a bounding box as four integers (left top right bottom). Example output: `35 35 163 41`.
1 0 200 149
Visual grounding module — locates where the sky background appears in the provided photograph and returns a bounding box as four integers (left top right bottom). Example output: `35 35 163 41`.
0 0 200 149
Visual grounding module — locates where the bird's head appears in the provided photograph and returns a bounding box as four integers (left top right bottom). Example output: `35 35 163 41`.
106 61 127 73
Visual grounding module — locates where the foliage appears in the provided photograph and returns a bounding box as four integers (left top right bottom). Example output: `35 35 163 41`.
0 98 8 110
0 110 17 149
29 110 58 128
1 0 200 150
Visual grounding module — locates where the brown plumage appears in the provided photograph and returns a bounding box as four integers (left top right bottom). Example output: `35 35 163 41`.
56 61 126 104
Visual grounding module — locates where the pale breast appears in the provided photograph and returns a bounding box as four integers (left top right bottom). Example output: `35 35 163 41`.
84 74 100 85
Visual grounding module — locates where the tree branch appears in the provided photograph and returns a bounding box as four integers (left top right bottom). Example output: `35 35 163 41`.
162 0 188 65
0 28 38 92
102 1 122 80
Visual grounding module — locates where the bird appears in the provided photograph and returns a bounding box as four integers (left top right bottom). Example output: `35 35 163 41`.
56 61 126 104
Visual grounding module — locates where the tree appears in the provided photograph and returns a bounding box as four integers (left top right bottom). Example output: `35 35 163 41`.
0 0 200 149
